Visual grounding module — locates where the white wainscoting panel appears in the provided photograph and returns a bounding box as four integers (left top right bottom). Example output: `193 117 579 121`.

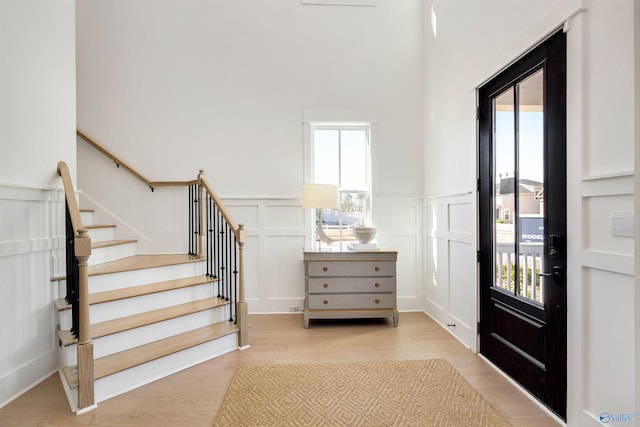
376 197 423 311
0 184 65 408
424 192 476 351
578 173 637 422
225 197 423 314
583 268 636 416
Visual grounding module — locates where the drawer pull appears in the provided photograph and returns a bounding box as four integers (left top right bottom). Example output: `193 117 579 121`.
323 267 328 272
374 266 380 272
323 283 329 288
323 300 329 305
375 299 380 304
374 283 380 288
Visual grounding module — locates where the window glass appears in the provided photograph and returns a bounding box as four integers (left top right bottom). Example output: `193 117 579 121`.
310 124 371 249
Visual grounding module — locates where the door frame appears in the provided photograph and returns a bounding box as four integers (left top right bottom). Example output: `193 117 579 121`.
477 29 567 419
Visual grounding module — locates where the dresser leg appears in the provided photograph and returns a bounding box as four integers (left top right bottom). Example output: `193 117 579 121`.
392 311 399 327
304 313 310 329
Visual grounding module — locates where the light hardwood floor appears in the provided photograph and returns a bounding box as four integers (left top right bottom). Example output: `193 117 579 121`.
0 312 563 426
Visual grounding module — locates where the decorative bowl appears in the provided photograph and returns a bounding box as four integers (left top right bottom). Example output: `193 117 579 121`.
352 226 377 244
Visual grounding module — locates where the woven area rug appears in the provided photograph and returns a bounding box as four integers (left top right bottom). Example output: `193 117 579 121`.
212 359 511 426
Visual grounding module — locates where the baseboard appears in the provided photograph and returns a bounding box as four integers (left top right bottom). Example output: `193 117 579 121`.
0 349 58 410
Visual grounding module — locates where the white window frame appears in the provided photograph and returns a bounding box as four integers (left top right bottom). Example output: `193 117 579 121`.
303 110 377 251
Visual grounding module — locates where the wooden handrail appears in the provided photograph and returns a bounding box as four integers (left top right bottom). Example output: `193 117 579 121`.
197 171 241 239
74 131 248 351
57 161 84 233
76 130 198 190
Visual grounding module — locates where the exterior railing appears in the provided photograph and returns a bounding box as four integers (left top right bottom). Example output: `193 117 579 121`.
495 242 544 303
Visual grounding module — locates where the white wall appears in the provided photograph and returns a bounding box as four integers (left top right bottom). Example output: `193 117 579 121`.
0 0 76 408
76 0 425 313
76 0 423 198
423 0 637 425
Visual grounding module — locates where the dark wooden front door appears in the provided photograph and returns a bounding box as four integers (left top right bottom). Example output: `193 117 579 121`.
478 29 567 419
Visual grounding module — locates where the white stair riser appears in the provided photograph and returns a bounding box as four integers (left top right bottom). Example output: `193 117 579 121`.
61 343 76 367
58 311 72 331
86 226 115 243
92 308 231 358
80 211 94 226
94 333 238 404
61 307 231 363
59 345 75 372
89 242 137 266
57 282 218 326
92 283 218 323
54 280 66 300
88 261 207 292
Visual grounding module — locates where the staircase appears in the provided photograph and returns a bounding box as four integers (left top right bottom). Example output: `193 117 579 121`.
55 208 240 412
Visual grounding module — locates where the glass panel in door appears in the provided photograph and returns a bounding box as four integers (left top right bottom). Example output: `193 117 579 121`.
517 69 544 303
493 88 516 295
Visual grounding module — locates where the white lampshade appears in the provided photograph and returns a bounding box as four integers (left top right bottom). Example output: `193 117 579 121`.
302 184 339 209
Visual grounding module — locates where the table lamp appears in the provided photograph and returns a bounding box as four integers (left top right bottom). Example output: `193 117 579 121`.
302 184 339 250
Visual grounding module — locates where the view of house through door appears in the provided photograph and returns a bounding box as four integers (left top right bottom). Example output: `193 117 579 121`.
478 30 567 419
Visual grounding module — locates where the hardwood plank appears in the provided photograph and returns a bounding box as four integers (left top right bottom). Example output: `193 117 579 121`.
91 239 137 249
88 254 200 276
0 313 561 426
55 275 215 312
57 330 76 346
90 297 228 338
89 275 215 304
93 322 237 380
57 296 228 345
85 224 115 229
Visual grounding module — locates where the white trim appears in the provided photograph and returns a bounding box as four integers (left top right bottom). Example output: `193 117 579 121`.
301 0 376 7
0 237 64 258
474 7 586 90
634 0 640 421
582 250 635 277
302 109 379 124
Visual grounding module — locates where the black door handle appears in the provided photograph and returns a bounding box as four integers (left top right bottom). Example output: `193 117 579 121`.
540 265 563 279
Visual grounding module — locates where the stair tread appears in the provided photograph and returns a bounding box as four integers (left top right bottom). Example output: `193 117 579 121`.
54 275 216 311
57 296 228 344
65 322 238 386
85 224 116 229
58 329 76 346
89 254 202 276
91 297 228 338
92 239 137 249
90 275 216 304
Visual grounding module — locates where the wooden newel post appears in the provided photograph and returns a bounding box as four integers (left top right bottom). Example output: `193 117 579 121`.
237 224 249 348
197 169 207 259
75 228 94 410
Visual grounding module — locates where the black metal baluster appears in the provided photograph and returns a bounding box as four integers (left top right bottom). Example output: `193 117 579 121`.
188 185 194 256
232 232 238 324
206 194 211 277
64 201 80 339
215 205 222 297
220 213 227 301
227 223 232 320
193 185 199 256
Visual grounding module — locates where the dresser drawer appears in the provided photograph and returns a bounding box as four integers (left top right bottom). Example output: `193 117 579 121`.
308 293 396 310
308 277 395 294
307 261 395 277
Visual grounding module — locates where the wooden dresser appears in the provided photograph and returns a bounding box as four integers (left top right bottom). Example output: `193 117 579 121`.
303 251 398 328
